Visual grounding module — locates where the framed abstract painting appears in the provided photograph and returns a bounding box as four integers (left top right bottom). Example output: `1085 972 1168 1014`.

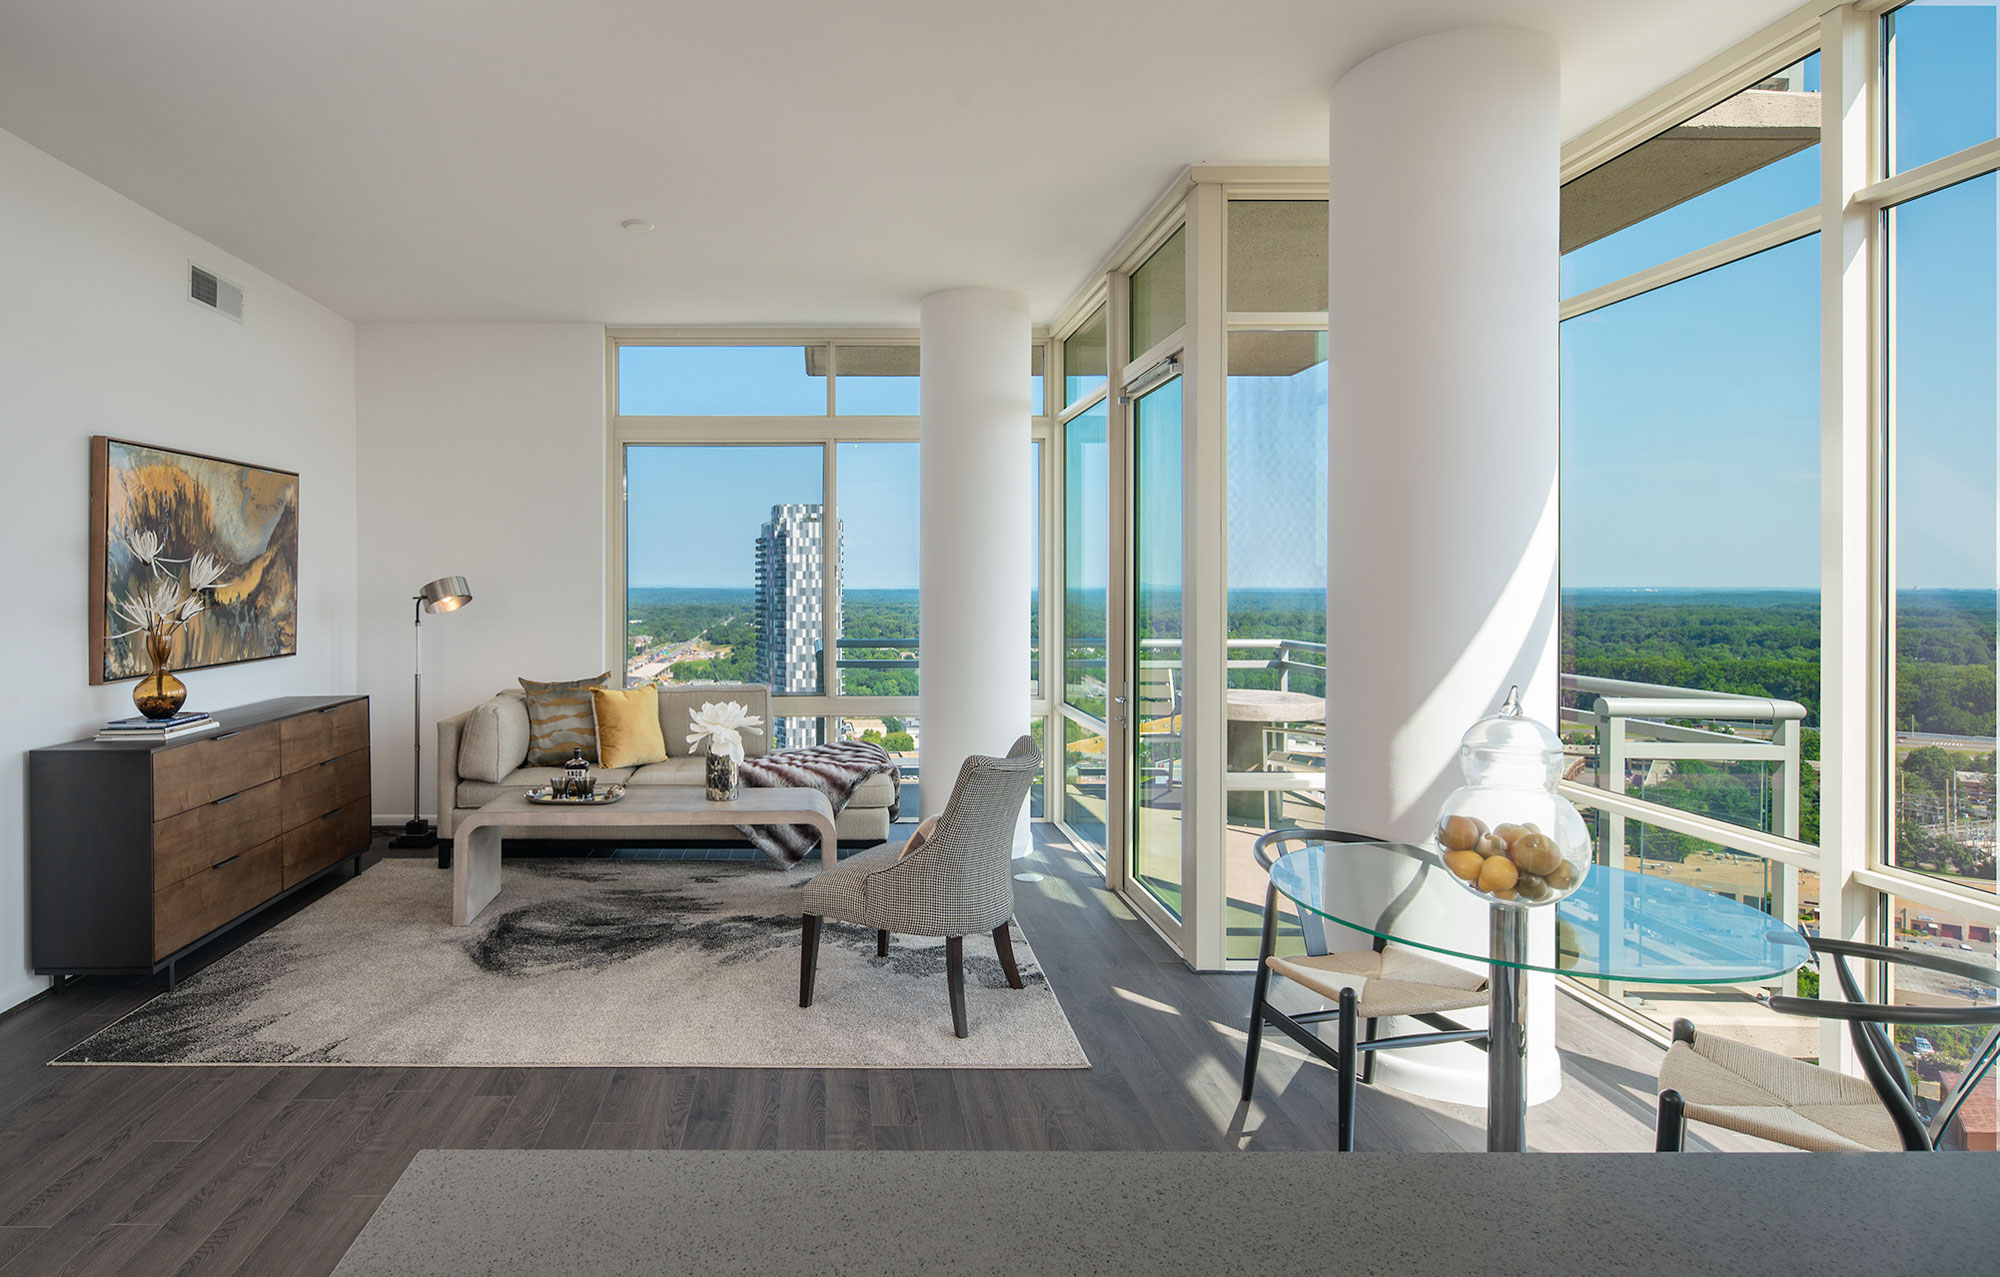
90 437 300 684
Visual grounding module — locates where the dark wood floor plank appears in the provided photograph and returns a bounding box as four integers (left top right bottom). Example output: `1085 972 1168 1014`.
222 1192 381 1277
481 1068 564 1149
38 1222 158 1277
0 1138 191 1275
532 1069 613 1148
822 1070 873 1151
0 1229 38 1270
0 1067 198 1224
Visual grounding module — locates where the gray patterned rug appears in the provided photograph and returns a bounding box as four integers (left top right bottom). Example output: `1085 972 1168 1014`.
59 860 1088 1068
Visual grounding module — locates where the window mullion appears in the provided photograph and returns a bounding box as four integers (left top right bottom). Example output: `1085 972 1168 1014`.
1817 0 1883 1074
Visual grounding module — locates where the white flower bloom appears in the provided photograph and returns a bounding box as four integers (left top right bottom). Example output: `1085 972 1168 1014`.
687 701 764 766
176 593 204 622
126 528 164 566
186 551 228 591
114 590 161 632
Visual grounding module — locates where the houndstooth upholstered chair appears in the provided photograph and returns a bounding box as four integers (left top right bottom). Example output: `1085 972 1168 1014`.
799 736 1042 1038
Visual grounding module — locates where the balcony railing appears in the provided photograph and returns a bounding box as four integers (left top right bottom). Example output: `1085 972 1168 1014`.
1560 672 1808 844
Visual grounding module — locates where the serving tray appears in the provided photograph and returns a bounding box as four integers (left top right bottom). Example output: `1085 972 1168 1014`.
523 783 626 806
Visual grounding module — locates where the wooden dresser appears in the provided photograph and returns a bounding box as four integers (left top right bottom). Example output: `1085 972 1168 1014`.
29 695 371 987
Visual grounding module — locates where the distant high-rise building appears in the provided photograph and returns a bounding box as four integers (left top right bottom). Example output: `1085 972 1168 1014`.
754 503 841 748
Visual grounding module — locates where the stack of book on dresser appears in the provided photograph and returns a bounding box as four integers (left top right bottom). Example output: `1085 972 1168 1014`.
94 711 220 743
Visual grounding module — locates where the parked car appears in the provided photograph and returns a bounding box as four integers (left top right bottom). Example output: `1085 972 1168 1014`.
1912 1035 1934 1056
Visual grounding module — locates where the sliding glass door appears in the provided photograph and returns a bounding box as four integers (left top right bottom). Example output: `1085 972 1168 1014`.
1130 374 1185 920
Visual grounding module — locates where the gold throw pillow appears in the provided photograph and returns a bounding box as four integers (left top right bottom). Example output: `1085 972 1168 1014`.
519 673 612 765
591 684 668 769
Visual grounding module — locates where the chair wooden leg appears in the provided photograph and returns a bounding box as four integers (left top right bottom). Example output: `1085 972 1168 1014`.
1336 987 1359 1151
946 935 969 1038
877 929 890 958
1361 1017 1380 1085
799 914 822 1008
993 923 1025 989
1655 1089 1688 1152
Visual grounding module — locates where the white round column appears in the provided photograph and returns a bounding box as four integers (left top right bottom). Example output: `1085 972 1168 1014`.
1326 29 1564 1106
919 287 1033 850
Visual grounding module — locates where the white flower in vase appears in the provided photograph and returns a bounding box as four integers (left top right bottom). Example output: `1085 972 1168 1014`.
686 701 765 766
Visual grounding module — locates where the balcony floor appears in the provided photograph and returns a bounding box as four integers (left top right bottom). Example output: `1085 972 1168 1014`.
0 827 1771 1276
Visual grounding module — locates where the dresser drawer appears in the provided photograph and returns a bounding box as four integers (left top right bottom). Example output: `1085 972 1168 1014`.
153 837 283 959
153 778 283 892
283 799 369 887
151 723 282 821
280 749 370 831
281 700 369 774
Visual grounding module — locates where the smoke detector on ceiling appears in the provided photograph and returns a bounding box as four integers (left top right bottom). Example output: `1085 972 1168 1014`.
188 263 244 322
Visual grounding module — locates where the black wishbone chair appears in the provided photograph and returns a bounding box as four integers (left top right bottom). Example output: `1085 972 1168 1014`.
1657 935 2000 1152
1242 828 1490 1151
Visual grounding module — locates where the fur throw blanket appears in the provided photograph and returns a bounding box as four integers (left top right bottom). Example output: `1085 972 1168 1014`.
736 739 902 864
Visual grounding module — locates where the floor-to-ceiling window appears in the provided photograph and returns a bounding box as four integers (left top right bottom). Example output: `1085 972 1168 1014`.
1560 52 1827 1051
1549 1 1998 1116
1058 304 1111 859
1132 371 1185 918
1122 222 1190 938
1878 1 1999 1119
612 335 1051 812
1221 198 1330 961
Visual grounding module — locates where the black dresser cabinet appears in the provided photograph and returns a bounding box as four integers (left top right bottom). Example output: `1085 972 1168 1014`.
29 695 372 987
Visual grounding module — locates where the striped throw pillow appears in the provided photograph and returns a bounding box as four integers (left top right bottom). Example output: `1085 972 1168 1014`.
519 673 613 765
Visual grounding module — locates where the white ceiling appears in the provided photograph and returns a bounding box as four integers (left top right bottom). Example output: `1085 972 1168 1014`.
0 0 1802 326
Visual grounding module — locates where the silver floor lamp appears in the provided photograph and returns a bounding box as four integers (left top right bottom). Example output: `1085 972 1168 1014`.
390 576 472 850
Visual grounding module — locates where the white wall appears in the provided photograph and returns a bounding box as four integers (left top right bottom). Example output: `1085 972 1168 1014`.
354 325 607 823
0 125 358 1012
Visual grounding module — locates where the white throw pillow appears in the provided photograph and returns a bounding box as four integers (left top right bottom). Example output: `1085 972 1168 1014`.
457 692 532 783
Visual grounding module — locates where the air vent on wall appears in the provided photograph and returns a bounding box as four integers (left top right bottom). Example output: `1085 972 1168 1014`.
188 263 244 322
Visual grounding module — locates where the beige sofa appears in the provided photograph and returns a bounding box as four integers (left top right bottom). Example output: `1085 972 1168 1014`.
435 682 896 843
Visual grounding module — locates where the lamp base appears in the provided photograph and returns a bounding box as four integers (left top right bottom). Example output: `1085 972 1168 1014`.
389 818 438 850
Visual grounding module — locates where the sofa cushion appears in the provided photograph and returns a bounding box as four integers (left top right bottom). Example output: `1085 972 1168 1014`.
456 765 636 809
592 685 668 768
519 673 613 765
656 683 772 759
851 770 897 809
457 692 531 783
625 757 706 785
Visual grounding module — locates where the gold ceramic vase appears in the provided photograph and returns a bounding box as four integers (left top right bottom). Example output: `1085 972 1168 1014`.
133 630 188 720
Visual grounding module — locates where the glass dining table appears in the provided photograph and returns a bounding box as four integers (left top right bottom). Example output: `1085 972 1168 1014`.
1267 841 1811 1151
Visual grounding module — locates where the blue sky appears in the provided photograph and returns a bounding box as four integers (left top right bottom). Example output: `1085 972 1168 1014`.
625 7 1994 599
1561 6 1996 590
625 437 1035 592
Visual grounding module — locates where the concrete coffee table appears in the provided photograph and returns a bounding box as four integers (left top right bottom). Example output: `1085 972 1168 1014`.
452 787 839 925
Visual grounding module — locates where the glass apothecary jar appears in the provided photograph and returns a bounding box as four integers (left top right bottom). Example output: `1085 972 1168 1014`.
1432 687 1591 907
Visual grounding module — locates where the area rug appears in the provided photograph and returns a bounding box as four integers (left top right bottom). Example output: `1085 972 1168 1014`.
58 860 1088 1069
329 1150 1994 1276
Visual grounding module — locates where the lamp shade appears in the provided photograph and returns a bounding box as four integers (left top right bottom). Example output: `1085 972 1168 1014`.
417 576 472 613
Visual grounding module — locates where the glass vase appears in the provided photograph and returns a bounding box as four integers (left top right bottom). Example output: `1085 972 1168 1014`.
704 739 740 801
133 630 187 720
